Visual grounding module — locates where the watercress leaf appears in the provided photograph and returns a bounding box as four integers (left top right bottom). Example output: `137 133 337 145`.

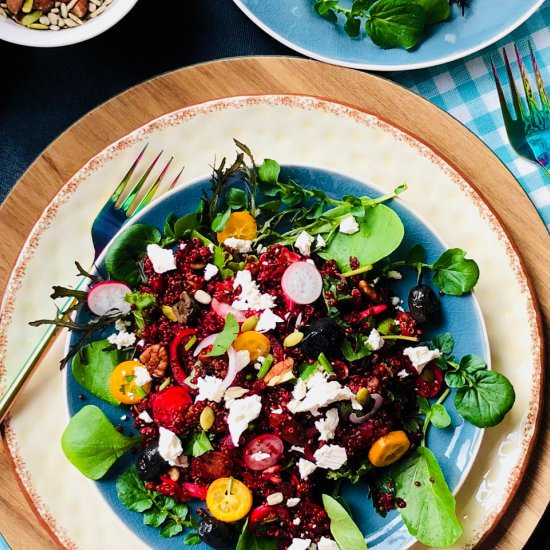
414 0 451 24
236 519 278 550
172 503 189 520
116 467 154 513
341 337 371 362
62 406 141 480
366 0 426 50
163 213 177 238
344 13 361 37
352 0 373 15
326 461 374 484
162 496 176 510
211 208 232 233
459 354 487 374
71 339 123 405
444 371 464 388
125 291 157 311
226 188 248 210
319 204 404 271
184 432 213 457
455 370 515 427
432 332 454 356
105 224 161 286
184 532 202 545
259 199 282 213
206 313 239 356
305 201 324 220
174 212 199 238
144 510 169 527
405 243 426 265
432 248 480 296
322 494 367 550
314 0 339 23
416 396 431 415
430 403 451 428
258 159 281 184
392 447 463 546
280 185 305 207
159 520 183 538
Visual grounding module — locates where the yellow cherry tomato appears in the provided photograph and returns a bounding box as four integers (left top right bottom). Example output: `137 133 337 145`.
233 331 271 362
109 360 151 405
368 430 410 467
206 477 253 522
216 211 257 244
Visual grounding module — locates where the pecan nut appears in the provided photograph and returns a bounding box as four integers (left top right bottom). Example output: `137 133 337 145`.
358 279 382 303
172 291 198 324
139 344 168 378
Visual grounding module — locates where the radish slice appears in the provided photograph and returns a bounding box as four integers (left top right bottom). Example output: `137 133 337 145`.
350 393 384 424
211 298 247 322
193 333 220 357
87 281 132 316
281 261 323 305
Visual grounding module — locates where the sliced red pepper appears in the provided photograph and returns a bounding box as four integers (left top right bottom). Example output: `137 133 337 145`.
358 304 388 319
169 328 197 386
181 482 208 501
248 505 289 534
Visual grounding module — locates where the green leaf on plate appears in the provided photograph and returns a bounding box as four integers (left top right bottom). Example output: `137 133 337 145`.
414 0 451 24
430 403 451 428
236 519 278 550
432 248 480 296
432 332 454 356
322 494 367 550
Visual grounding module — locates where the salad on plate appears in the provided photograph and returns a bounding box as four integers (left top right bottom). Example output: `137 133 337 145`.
36 142 515 550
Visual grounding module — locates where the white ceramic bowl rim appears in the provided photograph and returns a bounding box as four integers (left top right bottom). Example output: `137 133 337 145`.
0 0 137 47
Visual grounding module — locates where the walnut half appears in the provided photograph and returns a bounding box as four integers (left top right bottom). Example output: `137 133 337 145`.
139 344 168 378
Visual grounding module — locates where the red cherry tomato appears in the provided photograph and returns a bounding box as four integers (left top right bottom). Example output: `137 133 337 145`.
190 451 233 481
249 505 289 535
243 434 284 471
416 363 444 398
152 386 192 430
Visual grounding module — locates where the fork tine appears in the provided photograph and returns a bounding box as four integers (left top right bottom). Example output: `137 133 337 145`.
502 47 525 120
132 157 174 215
528 41 550 110
168 166 185 191
514 43 539 113
491 58 515 124
119 151 163 213
110 144 148 203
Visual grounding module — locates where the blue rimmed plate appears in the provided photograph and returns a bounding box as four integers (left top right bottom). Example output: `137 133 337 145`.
233 0 543 71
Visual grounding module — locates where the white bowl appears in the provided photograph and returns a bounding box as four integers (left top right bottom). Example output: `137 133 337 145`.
0 0 137 47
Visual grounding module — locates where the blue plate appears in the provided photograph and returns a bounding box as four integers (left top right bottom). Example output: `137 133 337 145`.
233 0 542 71
67 166 486 549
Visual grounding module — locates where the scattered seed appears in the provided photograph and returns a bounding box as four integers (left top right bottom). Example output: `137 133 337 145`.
68 12 82 24
21 0 33 13
57 17 65 26
50 6 59 12
283 331 304 348
90 0 101 5
89 2 107 17
39 15 49 24
356 387 370 406
48 12 58 23
64 18 76 26
0 7 6 16
60 2 67 17
200 406 215 431
67 0 78 9
21 10 42 26
194 290 211 305
241 315 259 332
29 22 48 28
88 3 95 11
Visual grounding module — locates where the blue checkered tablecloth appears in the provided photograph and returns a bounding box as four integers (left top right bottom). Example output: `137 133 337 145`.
393 1 550 229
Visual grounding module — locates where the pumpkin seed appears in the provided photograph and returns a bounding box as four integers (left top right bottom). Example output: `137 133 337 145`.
284 331 304 348
21 0 33 13
241 315 259 332
21 10 42 26
29 22 48 28
356 388 370 406
200 406 215 431
161 305 178 322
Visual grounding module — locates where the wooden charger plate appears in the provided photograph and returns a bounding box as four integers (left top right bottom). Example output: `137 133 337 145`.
0 57 548 549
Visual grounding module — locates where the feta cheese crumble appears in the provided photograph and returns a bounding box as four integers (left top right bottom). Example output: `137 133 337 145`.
317 537 340 550
266 492 284 505
223 237 253 253
107 330 136 350
256 309 284 333
146 243 177 274
196 376 226 403
295 231 314 256
297 458 317 479
387 270 403 279
133 366 152 387
232 269 276 312
403 346 441 373
158 427 185 466
288 538 312 550
137 410 153 423
314 444 348 470
316 234 326 248
315 408 340 441
287 497 301 507
293 518 301 526
339 215 360 235
391 296 402 306
226 394 262 446
115 319 130 331
397 369 410 379
367 328 384 351
204 263 219 281
290 446 305 454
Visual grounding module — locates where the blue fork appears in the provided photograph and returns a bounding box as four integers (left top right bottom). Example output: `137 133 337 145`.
0 147 183 423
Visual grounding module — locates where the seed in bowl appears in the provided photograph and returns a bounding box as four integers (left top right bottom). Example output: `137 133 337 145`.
0 0 112 30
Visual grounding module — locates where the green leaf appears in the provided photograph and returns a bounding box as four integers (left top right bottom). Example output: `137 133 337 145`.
226 188 248 210
416 396 431 415
432 248 480 296
366 0 426 50
314 0 339 23
159 520 183 538
326 460 373 484
172 503 190 520
341 336 371 362
318 204 404 271
322 494 367 550
430 404 451 428
392 447 463 547
445 371 464 388
71 339 123 405
259 199 282 213
144 510 169 527
455 370 515 427
205 313 239 356
459 354 486 374
352 0 373 15
432 332 454 356
344 14 361 37
124 291 157 311
62 406 141 480
405 243 426 264
212 208 232 232
116 468 153 512
414 0 451 24
105 224 161 286
184 432 213 457
184 532 202 545
173 212 199 238
299 362 320 380
258 159 281 184
236 519 278 550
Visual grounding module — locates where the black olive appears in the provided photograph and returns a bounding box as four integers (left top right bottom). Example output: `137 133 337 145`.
198 516 237 548
408 284 440 323
135 445 170 481
300 317 344 359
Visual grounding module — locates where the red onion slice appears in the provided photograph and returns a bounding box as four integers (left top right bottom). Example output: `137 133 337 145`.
350 393 384 424
211 298 247 322
221 346 241 389
193 333 220 357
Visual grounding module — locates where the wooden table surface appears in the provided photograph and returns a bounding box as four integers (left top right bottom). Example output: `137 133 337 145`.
0 57 548 550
